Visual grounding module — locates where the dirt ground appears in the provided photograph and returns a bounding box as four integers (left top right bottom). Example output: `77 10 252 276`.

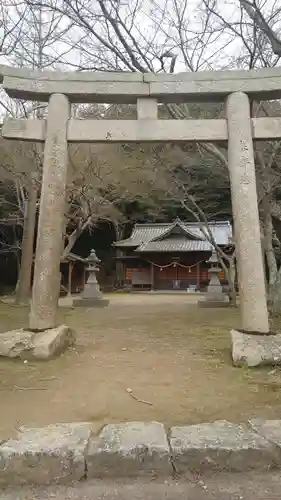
1 293 281 441
3 473 281 500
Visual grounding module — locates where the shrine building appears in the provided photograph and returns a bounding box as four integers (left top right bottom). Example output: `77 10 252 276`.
114 218 232 291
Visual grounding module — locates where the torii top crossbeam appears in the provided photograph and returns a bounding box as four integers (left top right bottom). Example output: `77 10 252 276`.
1 65 281 103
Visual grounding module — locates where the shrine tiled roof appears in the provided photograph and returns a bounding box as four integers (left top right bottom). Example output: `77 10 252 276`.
114 219 232 253
137 239 213 252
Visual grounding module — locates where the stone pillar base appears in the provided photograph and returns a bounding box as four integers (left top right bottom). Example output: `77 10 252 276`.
0 325 75 360
231 329 281 367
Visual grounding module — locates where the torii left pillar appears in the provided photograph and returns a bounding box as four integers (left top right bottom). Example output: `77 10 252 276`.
29 93 70 330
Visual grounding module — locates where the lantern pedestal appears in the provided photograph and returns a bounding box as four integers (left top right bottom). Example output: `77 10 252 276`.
73 298 109 307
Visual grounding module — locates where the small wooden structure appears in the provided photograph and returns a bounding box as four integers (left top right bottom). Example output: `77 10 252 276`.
60 252 87 296
114 219 233 292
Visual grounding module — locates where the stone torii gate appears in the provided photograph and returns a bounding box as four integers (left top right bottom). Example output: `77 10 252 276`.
1 66 280 335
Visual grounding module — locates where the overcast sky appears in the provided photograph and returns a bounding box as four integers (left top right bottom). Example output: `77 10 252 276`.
2 0 279 73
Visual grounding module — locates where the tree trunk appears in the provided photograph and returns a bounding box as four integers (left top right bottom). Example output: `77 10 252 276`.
61 217 92 260
269 265 281 317
15 173 37 304
226 259 237 307
260 197 278 313
266 246 277 299
261 197 277 292
112 221 126 288
264 232 278 301
220 255 237 307
115 248 125 288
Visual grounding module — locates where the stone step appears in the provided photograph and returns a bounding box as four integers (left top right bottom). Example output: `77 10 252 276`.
1 419 281 486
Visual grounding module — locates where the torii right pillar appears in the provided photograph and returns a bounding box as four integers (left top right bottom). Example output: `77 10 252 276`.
226 91 269 333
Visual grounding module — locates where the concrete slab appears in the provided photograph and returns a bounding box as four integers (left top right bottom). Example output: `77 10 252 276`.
0 423 92 486
169 420 281 472
249 419 281 448
86 422 172 477
1 419 281 486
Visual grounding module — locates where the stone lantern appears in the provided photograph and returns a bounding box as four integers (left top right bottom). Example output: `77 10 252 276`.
197 249 229 308
73 249 109 307
206 251 223 296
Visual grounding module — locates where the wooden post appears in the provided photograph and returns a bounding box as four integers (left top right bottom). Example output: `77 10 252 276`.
151 262 154 291
120 258 125 287
67 261 73 296
196 262 200 291
82 265 86 291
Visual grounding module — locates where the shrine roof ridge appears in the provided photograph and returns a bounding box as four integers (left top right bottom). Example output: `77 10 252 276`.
114 220 232 249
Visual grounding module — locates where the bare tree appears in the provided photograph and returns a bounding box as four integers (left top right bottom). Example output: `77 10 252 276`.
1 0 239 299
0 1 28 57
4 0 281 310
180 194 236 305
200 0 281 313
1 0 77 302
14 171 39 303
152 142 236 303
238 0 281 57
63 133 173 258
0 137 42 297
